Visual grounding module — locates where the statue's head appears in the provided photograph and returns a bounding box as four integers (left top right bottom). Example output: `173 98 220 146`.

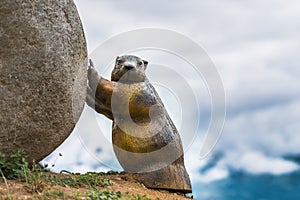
111 55 148 83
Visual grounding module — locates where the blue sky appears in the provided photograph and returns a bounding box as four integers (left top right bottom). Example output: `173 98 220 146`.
44 0 300 185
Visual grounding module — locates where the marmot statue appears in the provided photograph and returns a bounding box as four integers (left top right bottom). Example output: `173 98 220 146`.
86 55 192 193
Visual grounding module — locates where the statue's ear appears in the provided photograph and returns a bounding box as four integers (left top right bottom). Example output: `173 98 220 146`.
115 56 121 66
143 60 148 69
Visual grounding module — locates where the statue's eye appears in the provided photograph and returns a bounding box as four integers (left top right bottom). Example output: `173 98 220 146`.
116 59 122 65
138 61 143 66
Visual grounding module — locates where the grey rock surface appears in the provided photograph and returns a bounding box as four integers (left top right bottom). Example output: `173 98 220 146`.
0 0 87 162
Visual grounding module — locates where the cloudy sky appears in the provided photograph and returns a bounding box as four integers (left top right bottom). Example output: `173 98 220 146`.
44 0 300 186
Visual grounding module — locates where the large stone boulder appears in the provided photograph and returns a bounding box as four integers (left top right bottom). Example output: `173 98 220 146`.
0 0 87 162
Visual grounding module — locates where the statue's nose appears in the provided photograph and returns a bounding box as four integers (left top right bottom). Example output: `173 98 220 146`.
124 63 135 70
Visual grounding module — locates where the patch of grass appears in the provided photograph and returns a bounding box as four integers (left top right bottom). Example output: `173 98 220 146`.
0 150 47 193
42 189 67 199
73 172 113 188
86 190 122 200
32 189 82 200
0 150 156 200
100 170 120 175
48 172 113 189
0 150 28 179
0 150 113 193
30 189 155 200
0 195 14 200
121 193 154 200
48 175 78 188
130 194 153 200
23 162 47 193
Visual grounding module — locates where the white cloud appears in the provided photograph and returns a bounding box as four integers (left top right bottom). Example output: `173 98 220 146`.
198 167 229 183
218 99 300 157
226 151 299 175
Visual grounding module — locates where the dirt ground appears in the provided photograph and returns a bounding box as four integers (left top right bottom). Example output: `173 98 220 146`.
0 172 192 200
